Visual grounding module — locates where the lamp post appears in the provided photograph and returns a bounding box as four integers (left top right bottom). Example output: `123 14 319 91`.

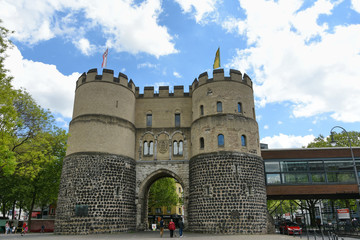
330 126 360 219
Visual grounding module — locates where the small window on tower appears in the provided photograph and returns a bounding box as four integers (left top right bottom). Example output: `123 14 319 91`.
241 135 247 146
218 134 224 147
149 141 154 155
238 102 242 113
217 101 222 112
200 138 204 149
200 105 204 116
144 141 149 155
179 141 183 155
175 113 180 127
146 114 152 127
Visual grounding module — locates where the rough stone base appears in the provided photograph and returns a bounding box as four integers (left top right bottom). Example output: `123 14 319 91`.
55 153 136 234
188 151 267 234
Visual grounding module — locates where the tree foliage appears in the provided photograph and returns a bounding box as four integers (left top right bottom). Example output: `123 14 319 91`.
307 131 360 148
148 178 180 209
0 21 68 229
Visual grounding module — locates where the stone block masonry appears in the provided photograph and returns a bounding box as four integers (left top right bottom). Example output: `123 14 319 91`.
55 153 136 234
188 151 267 234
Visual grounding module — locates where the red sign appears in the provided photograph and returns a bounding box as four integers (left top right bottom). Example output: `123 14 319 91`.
337 209 350 219
31 211 41 217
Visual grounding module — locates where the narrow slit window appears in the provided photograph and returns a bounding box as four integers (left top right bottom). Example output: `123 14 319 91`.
217 101 222 112
241 135 247 146
173 141 178 155
200 105 204 116
200 138 204 149
175 113 180 127
179 141 183 155
149 141 154 155
146 114 152 127
238 102 242 113
218 134 224 147
144 141 149 155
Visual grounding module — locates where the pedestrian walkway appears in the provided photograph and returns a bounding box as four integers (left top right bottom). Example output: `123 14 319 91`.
1 231 358 240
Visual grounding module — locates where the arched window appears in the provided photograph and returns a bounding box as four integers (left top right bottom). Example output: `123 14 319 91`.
179 141 183 155
173 141 178 155
217 101 222 112
149 141 154 155
241 135 247 146
200 137 204 149
144 141 149 155
218 134 224 147
200 105 204 116
238 102 242 113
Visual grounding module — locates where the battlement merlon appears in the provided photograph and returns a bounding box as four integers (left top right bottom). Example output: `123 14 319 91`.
138 85 191 98
192 69 253 90
76 68 136 93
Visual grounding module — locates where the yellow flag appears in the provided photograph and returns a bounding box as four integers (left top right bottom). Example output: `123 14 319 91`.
213 47 220 69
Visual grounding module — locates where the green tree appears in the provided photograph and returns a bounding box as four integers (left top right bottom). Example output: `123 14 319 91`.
307 132 360 148
0 20 17 177
0 21 68 229
148 178 180 209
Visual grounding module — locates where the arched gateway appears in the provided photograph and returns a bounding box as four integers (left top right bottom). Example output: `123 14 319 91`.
55 68 267 234
136 165 189 230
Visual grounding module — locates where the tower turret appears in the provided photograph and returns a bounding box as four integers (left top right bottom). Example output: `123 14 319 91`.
55 69 137 234
188 69 267 234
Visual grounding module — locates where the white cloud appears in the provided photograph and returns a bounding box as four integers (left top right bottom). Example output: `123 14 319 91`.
351 0 360 13
174 0 219 23
277 121 283 125
264 125 269 129
74 38 96 56
261 133 315 149
226 0 360 123
0 0 178 57
153 82 171 92
56 117 69 129
4 45 79 118
137 62 158 69
173 71 182 78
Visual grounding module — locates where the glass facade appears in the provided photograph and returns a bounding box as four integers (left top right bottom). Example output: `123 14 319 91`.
265 158 360 185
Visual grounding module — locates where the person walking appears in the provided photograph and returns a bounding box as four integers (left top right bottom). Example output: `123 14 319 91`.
5 221 10 234
168 219 176 238
178 218 184 237
159 218 164 238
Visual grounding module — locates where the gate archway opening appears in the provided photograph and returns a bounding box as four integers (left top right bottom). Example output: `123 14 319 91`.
137 169 188 231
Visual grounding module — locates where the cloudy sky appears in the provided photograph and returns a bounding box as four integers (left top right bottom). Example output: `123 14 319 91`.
1 0 360 148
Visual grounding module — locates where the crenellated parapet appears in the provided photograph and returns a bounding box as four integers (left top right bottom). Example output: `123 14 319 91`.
76 68 136 93
136 85 192 98
191 69 253 92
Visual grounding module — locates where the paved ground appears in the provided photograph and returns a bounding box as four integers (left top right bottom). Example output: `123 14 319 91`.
0 231 358 240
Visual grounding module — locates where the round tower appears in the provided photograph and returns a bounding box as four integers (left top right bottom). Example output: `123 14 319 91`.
188 69 267 234
55 69 137 234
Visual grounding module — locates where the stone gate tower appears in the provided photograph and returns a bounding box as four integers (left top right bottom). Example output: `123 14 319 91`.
55 68 267 234
188 69 266 233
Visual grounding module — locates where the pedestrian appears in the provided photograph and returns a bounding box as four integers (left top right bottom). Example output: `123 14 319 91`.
5 221 10 234
168 219 176 238
178 218 184 237
41 224 45 233
159 218 164 238
21 222 27 236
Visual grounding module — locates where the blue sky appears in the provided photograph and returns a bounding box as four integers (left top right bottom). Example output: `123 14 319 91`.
1 0 360 148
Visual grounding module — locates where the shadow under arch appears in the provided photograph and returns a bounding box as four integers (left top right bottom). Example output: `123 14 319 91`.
137 168 186 231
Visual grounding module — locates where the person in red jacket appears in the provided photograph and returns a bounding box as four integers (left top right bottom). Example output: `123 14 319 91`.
168 219 176 238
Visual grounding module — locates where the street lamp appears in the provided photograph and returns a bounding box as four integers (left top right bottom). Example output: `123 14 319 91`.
330 126 360 218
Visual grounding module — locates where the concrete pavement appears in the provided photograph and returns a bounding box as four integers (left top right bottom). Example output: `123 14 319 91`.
0 231 358 240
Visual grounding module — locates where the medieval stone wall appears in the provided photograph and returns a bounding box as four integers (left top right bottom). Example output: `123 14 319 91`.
55 153 136 234
188 152 267 234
